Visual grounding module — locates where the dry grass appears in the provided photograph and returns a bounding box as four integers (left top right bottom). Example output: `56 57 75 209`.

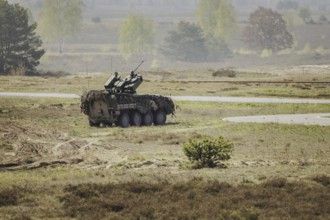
1 97 329 174
60 177 329 219
1 177 328 219
0 70 329 219
1 67 330 98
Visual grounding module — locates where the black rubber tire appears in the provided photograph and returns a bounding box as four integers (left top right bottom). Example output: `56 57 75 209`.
153 110 166 125
89 120 100 127
130 111 142 126
117 112 130 128
106 122 113 127
142 112 153 126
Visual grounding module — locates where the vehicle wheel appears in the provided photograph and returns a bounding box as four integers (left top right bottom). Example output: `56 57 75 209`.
153 110 166 125
117 112 130 128
130 111 142 126
106 122 113 127
142 112 153 126
89 120 100 127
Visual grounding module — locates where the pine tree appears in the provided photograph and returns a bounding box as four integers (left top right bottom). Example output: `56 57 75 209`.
160 21 207 62
0 0 44 75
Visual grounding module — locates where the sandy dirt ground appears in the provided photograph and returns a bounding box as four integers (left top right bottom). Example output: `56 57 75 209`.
0 65 329 185
224 113 330 126
0 100 329 185
0 119 328 183
1 92 329 126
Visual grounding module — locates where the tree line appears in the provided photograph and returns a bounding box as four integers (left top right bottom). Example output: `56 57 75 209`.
123 0 294 63
10 0 329 11
1 0 302 75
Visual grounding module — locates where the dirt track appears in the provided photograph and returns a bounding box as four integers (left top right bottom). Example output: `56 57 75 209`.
0 121 115 170
1 92 329 127
224 113 330 126
0 89 329 174
1 92 330 104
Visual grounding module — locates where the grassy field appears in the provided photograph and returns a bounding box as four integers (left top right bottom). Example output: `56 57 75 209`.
1 68 330 98
1 2 330 218
0 69 329 219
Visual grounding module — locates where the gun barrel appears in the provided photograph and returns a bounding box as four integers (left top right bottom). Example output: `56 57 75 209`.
133 60 144 73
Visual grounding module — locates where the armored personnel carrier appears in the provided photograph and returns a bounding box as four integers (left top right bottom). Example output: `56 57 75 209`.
80 62 175 128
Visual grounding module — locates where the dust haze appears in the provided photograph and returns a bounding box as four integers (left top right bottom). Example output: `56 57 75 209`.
7 0 330 73
1 1 330 219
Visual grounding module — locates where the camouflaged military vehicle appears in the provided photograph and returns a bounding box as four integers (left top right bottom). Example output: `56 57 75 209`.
80 62 175 128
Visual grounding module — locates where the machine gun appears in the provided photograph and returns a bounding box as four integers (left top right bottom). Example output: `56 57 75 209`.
132 60 144 74
104 61 144 94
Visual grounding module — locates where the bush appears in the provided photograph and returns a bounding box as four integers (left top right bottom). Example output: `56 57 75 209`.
218 208 259 220
91 16 101 23
212 68 237 78
182 135 233 168
319 15 328 23
9 63 27 76
260 49 272 58
0 188 18 206
312 175 330 187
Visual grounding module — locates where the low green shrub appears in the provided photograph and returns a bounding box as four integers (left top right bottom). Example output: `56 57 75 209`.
218 208 259 220
182 135 233 168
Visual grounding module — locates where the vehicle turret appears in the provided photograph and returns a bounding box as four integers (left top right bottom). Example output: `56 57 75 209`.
104 61 144 94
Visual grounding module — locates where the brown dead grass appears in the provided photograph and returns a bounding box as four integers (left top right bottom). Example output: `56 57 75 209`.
0 86 329 219
0 109 113 170
1 175 329 219
58 177 330 219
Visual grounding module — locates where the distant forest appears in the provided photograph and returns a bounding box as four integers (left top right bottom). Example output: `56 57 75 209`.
8 0 330 12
